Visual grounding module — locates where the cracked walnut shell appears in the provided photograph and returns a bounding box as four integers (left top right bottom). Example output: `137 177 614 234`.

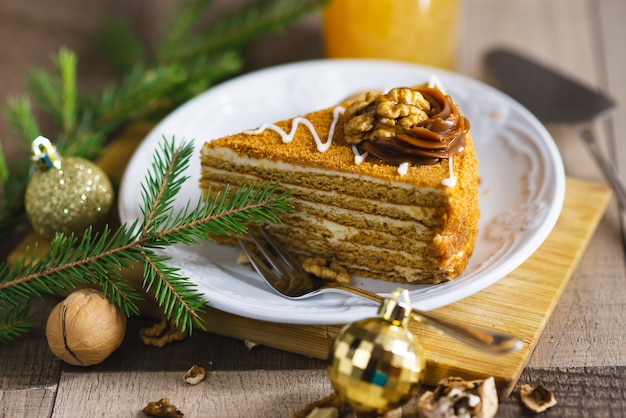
183 365 206 385
518 384 557 413
139 319 188 347
46 288 127 366
417 376 498 418
143 397 184 417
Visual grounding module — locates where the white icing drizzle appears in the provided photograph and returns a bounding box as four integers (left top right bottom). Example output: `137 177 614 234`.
351 145 368 164
428 74 447 94
242 87 459 183
427 78 458 187
442 156 457 187
244 106 345 153
397 162 410 175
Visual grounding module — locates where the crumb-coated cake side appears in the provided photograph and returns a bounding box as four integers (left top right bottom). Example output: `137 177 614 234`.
200 82 479 284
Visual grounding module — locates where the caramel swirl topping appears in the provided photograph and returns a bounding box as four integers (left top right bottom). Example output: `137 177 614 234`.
343 85 470 165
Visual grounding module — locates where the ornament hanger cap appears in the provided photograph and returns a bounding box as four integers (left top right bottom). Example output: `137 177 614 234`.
31 136 62 172
378 288 412 326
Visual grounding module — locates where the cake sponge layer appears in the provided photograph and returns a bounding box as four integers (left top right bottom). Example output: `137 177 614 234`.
200 103 479 284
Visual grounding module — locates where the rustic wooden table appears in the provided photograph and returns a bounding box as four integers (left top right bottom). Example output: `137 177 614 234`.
1 0 625 416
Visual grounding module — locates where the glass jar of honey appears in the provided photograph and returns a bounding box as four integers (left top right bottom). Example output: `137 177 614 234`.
323 0 462 70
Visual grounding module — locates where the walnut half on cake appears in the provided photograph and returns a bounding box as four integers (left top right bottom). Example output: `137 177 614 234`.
199 82 479 284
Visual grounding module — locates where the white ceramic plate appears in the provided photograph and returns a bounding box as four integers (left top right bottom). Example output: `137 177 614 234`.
119 59 565 325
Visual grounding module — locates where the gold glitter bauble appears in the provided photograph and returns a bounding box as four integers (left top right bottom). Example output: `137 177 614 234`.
25 149 113 239
327 289 425 414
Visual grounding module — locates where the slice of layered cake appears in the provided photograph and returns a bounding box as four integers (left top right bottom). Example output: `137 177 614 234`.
200 82 479 284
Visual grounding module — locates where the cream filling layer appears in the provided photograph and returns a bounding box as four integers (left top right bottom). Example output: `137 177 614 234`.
200 165 440 221
294 199 433 230
279 215 429 248
201 146 441 193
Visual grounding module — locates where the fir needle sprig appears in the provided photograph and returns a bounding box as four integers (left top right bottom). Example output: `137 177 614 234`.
0 0 328 242
0 138 293 342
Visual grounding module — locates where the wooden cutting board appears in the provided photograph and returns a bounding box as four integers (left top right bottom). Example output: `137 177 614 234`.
10 127 612 397
184 175 611 397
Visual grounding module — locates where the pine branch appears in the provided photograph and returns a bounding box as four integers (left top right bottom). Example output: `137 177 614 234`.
140 249 205 332
1 0 326 243
140 138 194 235
158 0 216 60
94 65 183 133
0 143 7 187
165 0 329 64
57 127 106 162
0 137 294 339
5 97 40 151
0 305 36 343
148 51 244 118
0 183 27 241
58 48 78 137
92 51 241 131
97 19 148 73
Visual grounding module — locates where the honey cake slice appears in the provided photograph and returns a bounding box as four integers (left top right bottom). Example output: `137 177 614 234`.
200 83 479 284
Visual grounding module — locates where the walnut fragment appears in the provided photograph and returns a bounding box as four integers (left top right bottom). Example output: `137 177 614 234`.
143 397 184 418
238 251 351 284
302 257 351 283
343 88 431 145
518 384 557 413
292 392 349 418
236 252 250 265
417 376 498 418
139 319 188 348
303 407 339 418
183 365 206 385
244 340 259 350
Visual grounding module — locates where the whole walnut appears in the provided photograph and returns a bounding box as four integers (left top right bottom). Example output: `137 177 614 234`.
46 288 127 366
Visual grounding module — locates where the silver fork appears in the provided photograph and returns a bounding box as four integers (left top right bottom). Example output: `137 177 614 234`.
237 226 523 354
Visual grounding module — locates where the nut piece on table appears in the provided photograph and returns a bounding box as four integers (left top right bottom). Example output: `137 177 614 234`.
292 392 349 418
303 407 340 418
302 257 351 283
417 376 498 418
143 397 184 417
139 319 188 348
183 365 206 385
518 384 557 413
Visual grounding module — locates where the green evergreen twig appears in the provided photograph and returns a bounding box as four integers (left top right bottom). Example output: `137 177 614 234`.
162 0 330 64
97 19 147 73
0 305 36 343
0 0 327 238
0 138 293 342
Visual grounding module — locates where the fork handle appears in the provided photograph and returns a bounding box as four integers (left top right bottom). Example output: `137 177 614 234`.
325 282 523 354
408 311 524 354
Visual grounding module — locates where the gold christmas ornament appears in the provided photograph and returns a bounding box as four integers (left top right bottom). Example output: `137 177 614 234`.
46 288 127 366
327 288 425 415
25 136 113 239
